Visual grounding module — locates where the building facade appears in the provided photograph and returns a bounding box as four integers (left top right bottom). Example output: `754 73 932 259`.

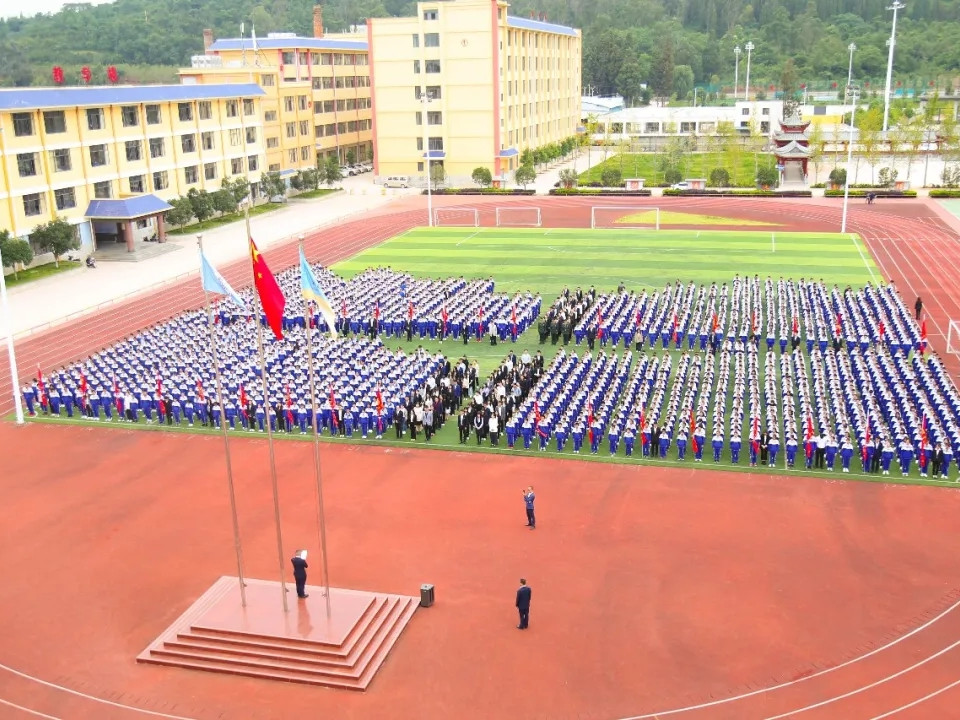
180 8 373 177
0 84 266 258
368 0 581 185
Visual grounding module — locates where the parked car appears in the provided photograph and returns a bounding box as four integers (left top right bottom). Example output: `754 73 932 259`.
670 181 691 191
384 176 410 188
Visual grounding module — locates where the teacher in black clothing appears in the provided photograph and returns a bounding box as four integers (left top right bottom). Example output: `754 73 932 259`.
291 551 309 599
516 578 531 629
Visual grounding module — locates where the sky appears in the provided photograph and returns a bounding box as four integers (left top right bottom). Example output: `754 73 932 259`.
1 0 116 20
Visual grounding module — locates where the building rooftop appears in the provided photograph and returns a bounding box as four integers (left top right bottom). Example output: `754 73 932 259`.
506 15 579 37
0 84 265 112
208 37 368 52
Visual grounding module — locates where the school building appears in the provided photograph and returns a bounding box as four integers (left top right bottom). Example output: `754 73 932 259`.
179 6 373 177
0 84 266 259
368 0 582 185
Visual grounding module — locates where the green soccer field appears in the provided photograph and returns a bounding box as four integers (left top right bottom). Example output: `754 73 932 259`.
333 227 882 295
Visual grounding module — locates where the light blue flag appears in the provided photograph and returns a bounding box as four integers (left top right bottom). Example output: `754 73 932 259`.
300 248 338 338
200 249 246 311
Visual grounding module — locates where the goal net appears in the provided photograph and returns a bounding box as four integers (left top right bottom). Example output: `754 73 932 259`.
496 207 542 227
591 206 660 230
947 320 960 357
433 207 480 227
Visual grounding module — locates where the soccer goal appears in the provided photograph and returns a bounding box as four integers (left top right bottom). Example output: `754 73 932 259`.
591 206 660 230
947 320 960 357
433 207 480 227
495 206 542 227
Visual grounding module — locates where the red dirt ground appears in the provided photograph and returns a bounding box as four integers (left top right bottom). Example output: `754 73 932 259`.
5 196 960 718
2 421 960 720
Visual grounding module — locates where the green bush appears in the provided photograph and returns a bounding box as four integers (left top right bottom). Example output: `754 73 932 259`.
929 189 960 198
600 168 622 187
823 189 917 198
708 168 731 187
664 167 682 185
829 167 847 187
756 166 779 187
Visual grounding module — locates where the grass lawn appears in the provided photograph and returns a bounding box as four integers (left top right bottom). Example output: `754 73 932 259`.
3 260 81 287
579 151 776 186
292 188 341 200
617 210 777 227
167 202 283 236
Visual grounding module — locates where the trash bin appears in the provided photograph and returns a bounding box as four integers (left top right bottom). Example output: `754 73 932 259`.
420 583 435 608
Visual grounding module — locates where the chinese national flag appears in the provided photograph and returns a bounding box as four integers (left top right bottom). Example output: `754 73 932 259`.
239 383 249 418
441 305 449 331
587 402 594 444
920 415 928 468
79 370 87 398
37 366 46 406
712 313 719 333
689 409 698 453
196 378 205 403
919 320 927 355
249 238 286 340
879 320 885 338
511 304 518 336
836 312 842 338
862 418 870 463
639 407 647 445
329 386 339 428
792 315 799 336
376 386 384 416
597 310 604 339
672 313 678 343
285 384 294 427
751 416 760 456
805 415 814 458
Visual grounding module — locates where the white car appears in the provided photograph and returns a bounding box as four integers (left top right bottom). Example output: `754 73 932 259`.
670 181 691 191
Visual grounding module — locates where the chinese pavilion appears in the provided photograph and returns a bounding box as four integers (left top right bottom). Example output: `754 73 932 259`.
773 110 812 188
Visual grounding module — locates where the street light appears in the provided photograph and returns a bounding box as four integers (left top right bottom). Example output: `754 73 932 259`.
693 87 699 107
744 42 755 101
734 45 741 100
841 83 861 234
883 1 905 132
846 43 857 95
420 89 436 227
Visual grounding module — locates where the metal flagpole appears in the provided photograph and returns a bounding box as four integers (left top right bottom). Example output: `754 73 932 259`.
299 236 333 620
0 246 25 425
247 206 290 613
197 234 247 607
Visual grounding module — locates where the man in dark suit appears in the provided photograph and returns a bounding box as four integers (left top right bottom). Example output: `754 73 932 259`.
291 551 309 599
516 578 531 629
523 486 536 528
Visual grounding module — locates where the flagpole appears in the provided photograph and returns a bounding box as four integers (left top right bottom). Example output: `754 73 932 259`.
0 246 25 425
198 235 247 607
299 236 332 620
247 205 290 613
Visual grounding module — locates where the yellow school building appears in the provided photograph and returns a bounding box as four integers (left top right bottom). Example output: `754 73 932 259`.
180 6 373 177
368 0 582 184
0 84 266 256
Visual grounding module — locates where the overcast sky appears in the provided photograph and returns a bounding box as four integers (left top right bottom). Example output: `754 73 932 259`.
1 0 116 20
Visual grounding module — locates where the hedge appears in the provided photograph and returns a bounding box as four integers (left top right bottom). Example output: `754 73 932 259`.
929 189 960 198
822 189 917 198
662 189 812 198
422 188 536 195
549 188 652 196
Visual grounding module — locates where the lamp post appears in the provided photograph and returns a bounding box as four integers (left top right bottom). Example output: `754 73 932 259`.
744 42 755 101
883 1 905 132
841 83 861 234
420 89 435 227
693 87 699 107
734 45 741 101
846 43 857 96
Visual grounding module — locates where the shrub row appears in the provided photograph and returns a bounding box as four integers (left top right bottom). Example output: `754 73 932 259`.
422 188 536 195
822 189 917 198
928 189 960 198
549 188 652 196
662 189 813 198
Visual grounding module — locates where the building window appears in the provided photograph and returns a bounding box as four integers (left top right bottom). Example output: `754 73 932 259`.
423 9 437 20
243 98 255 116
415 111 423 125
416 137 424 150
416 85 441 100
284 96 294 112
248 155 259 171
129 175 145 193
323 100 334 113
315 126 323 138
428 111 442 125
50 148 72 172
54 187 76 210
229 128 242 147
287 148 297 163
246 127 257 144
175 102 193 122
204 163 217 180
201 132 214 150
417 161 424 172
89 144 108 167
412 33 420 47
762 107 770 116
300 146 310 161
12 112 33 137
93 180 113 198
16 153 37 177
266 137 279 149
121 106 139 127
269 163 281 171
226 100 238 117
282 51 295 65
23 193 42 216
320 53 332 65
428 137 443 151
184 166 198 184
261 74 275 86
742 108 750 115
231 158 243 174
125 140 142 161
181 134 196 153
424 33 439 47
149 138 165 158
145 104 162 124
152 170 169 190
680 122 695 133
414 60 421 74
299 120 309 135
425 60 441 73
198 101 212 120
86 108 104 130
298 95 308 110
264 110 277 122
285 122 296 138
43 111 67 134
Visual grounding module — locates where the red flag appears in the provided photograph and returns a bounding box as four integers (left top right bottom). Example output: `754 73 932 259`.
639 407 647 446
441 305 449 332
156 372 163 401
920 320 928 356
341 297 348 319
79 369 87 398
329 385 339 428
511 304 518 337
285 384 294 427
712 313 719 333
636 307 642 328
751 310 756 334
408 301 415 320
920 415 928 469
689 408 698 453
598 310 604 340
373 300 380 321
587 402 594 444
835 312 842 338
805 415 814 458
376 386 384 416
534 401 547 438
751 416 760 456
792 315 799 336
249 238 286 340
862 418 871 463
113 375 122 412
879 320 885 338
239 383 249 418
196 378 205 403
672 313 678 343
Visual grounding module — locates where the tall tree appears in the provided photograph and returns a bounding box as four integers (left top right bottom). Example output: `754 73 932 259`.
31 217 78 268
650 37 674 104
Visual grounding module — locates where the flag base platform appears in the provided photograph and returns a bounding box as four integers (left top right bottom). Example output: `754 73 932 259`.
137 576 419 691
